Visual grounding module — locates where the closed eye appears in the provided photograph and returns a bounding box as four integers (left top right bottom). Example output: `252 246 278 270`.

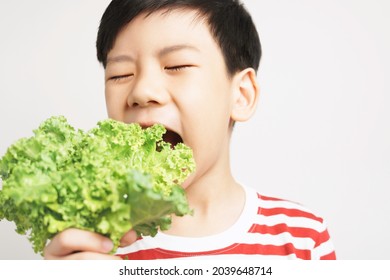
109 74 133 82
164 65 193 72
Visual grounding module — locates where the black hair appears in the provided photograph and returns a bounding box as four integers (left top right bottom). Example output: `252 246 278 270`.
96 0 261 76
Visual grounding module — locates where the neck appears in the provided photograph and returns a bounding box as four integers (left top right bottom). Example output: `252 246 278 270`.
165 139 246 237
185 157 239 213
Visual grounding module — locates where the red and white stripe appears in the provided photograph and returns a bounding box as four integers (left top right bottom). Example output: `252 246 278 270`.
116 186 336 260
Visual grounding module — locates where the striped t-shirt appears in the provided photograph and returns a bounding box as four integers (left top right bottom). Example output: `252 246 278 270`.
116 185 336 260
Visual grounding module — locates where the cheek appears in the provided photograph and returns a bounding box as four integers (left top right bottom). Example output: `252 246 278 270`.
186 111 230 157
105 87 127 120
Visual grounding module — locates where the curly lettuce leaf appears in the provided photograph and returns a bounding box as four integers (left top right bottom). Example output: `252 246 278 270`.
0 116 195 255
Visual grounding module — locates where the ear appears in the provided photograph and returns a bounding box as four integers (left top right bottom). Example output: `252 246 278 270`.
230 68 260 122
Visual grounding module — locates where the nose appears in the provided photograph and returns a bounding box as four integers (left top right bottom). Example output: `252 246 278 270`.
127 70 169 108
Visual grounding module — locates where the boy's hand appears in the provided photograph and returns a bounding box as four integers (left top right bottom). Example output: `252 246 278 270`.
43 228 137 260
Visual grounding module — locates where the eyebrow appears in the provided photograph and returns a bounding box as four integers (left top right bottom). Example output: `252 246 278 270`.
106 44 200 65
106 55 134 65
157 44 200 57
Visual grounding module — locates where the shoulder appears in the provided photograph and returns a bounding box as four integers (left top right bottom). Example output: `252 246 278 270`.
255 193 325 225
245 188 336 259
243 186 325 226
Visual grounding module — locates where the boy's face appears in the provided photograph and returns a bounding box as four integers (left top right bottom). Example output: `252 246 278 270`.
105 10 237 187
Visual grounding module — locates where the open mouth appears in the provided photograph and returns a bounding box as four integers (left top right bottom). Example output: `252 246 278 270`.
162 129 183 148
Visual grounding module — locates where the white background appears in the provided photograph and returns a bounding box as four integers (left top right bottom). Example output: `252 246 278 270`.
0 0 389 259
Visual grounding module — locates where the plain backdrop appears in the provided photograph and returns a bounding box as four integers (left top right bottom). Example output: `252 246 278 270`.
0 0 389 260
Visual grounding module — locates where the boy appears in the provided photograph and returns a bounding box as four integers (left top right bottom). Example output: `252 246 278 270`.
44 0 336 260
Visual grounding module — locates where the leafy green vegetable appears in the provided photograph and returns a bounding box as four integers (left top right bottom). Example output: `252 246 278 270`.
0 116 195 255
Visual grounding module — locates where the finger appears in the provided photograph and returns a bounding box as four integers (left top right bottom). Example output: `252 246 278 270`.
119 230 138 247
61 252 122 260
44 228 114 258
